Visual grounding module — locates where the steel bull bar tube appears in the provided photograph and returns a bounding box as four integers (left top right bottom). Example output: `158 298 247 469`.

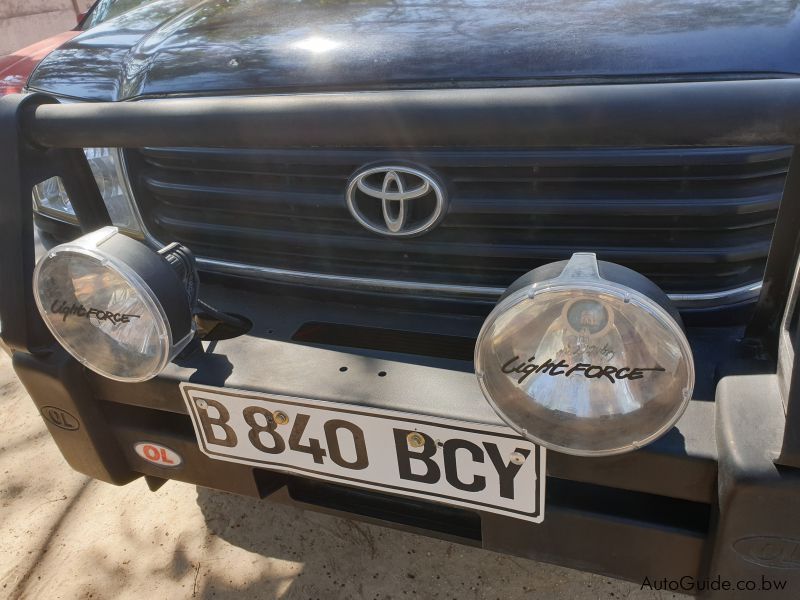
19 79 800 149
1 79 800 596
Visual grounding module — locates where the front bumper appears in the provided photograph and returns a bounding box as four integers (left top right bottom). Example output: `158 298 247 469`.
13 281 716 581
3 85 800 595
10 280 788 592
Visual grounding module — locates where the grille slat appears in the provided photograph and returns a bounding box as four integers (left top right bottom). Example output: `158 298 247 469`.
144 175 782 220
150 212 772 258
125 145 791 297
145 186 779 228
138 146 792 168
149 198 775 246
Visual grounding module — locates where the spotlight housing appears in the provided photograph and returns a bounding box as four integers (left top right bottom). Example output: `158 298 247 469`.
474 253 694 456
33 227 197 382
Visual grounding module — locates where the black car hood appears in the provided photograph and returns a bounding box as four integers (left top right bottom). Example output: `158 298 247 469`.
29 0 800 101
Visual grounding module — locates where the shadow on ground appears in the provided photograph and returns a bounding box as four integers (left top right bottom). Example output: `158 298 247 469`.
192 486 645 600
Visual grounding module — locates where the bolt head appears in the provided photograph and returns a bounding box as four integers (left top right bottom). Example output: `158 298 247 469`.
509 451 526 465
407 432 426 448
195 399 208 410
273 411 290 426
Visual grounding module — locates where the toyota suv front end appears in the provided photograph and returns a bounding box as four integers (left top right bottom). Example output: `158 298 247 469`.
2 1 800 596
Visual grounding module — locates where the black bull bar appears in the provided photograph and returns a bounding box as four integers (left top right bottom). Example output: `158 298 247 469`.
2 81 800 594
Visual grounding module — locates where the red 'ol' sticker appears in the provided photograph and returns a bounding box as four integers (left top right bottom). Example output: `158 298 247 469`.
134 442 182 467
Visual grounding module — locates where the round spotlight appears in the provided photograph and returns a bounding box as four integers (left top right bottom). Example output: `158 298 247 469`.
474 253 694 456
33 227 197 382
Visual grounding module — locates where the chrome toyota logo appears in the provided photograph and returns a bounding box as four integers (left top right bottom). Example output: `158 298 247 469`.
346 165 447 236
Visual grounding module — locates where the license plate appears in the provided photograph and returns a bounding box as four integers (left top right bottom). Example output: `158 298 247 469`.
181 383 545 522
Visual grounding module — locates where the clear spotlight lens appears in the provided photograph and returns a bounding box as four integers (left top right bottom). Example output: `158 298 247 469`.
475 253 694 456
33 227 194 382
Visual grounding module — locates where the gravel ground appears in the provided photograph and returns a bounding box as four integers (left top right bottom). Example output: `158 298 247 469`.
0 351 685 600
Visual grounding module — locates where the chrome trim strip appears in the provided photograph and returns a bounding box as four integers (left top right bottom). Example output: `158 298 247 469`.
197 257 762 308
197 257 507 300
667 281 763 305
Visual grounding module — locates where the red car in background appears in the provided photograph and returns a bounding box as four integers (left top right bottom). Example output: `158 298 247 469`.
0 0 152 96
0 31 81 96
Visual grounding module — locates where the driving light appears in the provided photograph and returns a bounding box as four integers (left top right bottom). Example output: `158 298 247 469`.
33 227 197 382
474 253 694 456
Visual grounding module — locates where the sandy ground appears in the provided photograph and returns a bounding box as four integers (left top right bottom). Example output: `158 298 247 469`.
0 351 684 600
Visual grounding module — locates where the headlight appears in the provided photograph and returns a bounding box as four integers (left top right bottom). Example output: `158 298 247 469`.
33 227 197 382
32 148 142 237
474 252 694 457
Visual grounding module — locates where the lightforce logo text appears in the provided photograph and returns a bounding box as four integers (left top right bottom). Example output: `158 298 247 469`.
501 355 666 384
50 300 142 324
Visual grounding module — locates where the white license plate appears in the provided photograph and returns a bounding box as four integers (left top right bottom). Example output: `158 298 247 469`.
181 383 545 522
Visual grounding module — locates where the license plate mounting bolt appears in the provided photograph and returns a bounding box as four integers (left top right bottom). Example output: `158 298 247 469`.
407 432 425 448
510 451 527 465
273 411 290 425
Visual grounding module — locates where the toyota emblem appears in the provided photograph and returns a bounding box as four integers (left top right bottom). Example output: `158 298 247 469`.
346 165 447 237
